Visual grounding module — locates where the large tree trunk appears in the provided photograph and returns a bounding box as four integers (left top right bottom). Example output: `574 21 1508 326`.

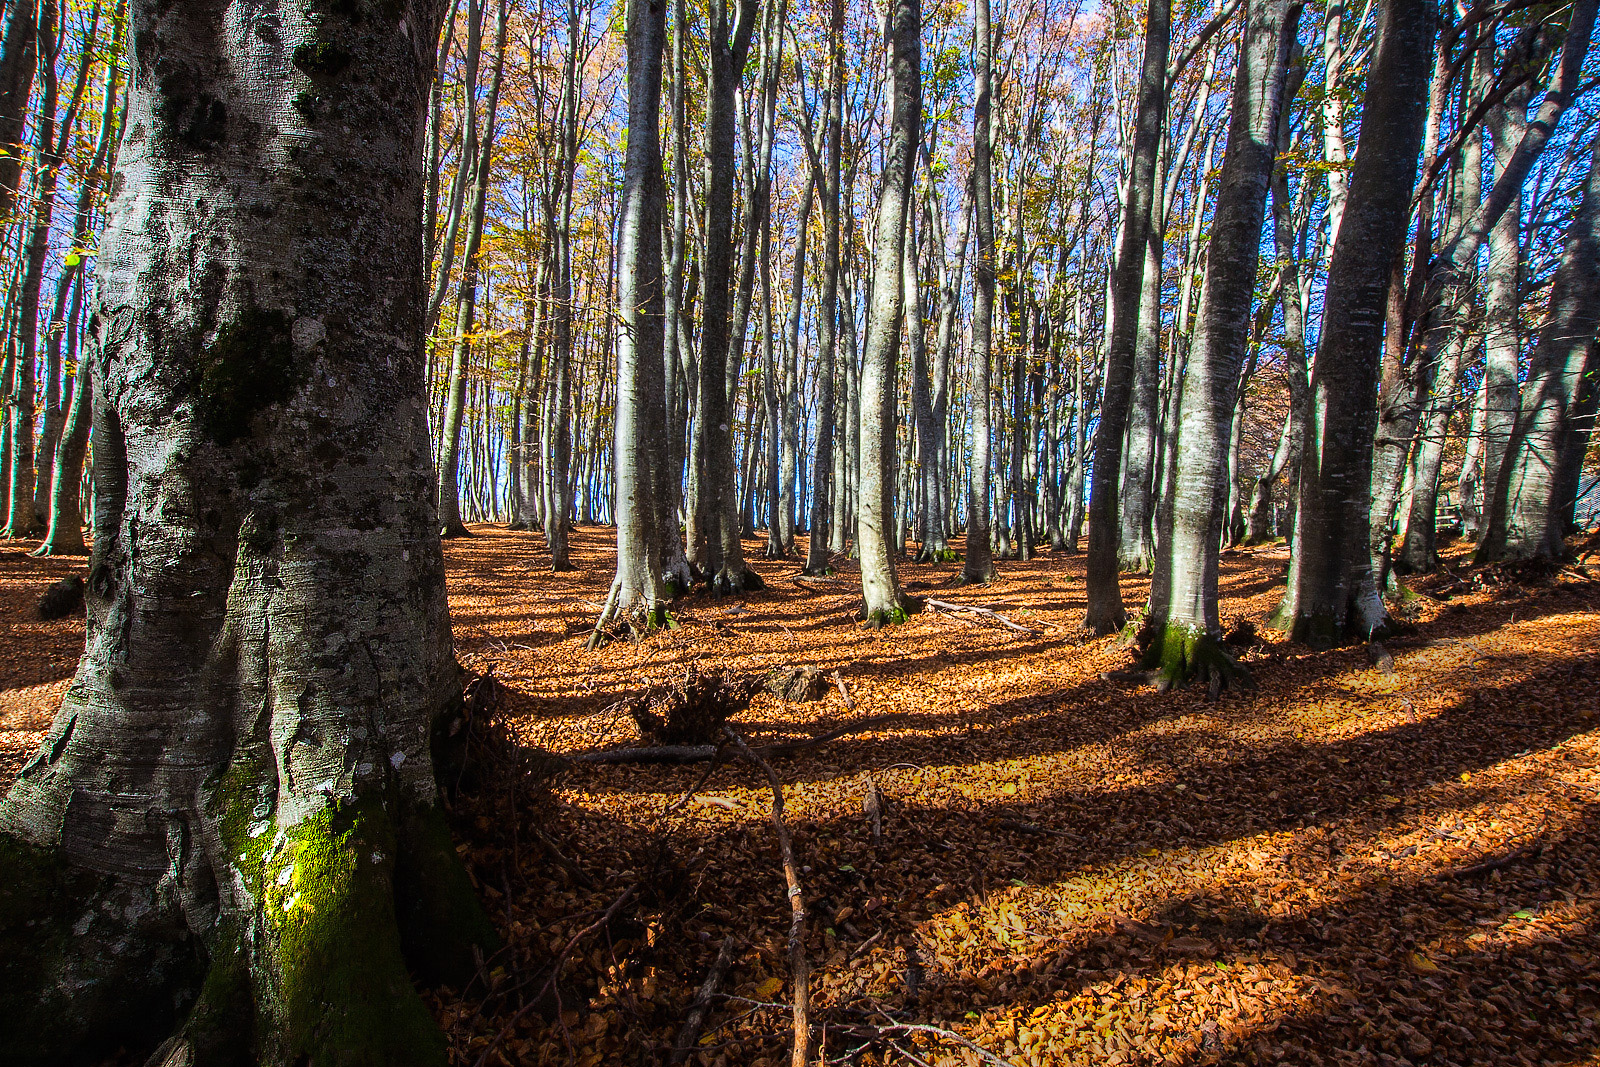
1279 0 1433 648
0 4 494 1064
659 0 694 590
961 0 1000 585
857 0 920 626
1481 131 1600 561
1139 0 1298 688
597 0 671 639
1083 0 1169 630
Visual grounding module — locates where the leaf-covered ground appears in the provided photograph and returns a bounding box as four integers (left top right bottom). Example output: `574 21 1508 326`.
3 526 1599 1066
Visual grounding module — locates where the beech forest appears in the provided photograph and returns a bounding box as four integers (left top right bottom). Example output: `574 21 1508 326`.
0 0 1598 1064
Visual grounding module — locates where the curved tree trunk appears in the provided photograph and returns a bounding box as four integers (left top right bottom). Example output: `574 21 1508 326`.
0 4 494 1064
1279 0 1433 648
1485 131 1600 561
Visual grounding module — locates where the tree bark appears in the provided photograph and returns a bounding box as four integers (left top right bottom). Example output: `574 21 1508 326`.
0 4 494 1063
802 0 843 576
1280 0 1433 648
1482 130 1600 560
962 0 1001 585
1140 0 1299 687
1083 0 1169 630
692 0 760 593
857 0 920 626
598 0 671 637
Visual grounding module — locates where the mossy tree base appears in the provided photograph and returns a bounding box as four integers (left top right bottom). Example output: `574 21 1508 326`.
1139 624 1255 696
858 593 924 628
1 789 494 1067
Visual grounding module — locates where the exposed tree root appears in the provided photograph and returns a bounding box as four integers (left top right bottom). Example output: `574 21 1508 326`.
1139 624 1256 696
709 564 766 595
858 594 924 628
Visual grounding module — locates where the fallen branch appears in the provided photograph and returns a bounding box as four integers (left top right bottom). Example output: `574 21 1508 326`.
570 712 909 764
826 1021 1015 1067
831 669 856 711
671 935 740 1064
923 598 1040 636
723 725 811 1067
1442 844 1539 879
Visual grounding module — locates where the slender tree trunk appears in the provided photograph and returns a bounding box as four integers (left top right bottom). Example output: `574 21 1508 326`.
0 6 495 1063
803 0 843 576
0 0 36 224
857 0 920 625
1279 0 1433 647
962 0 1000 585
780 173 815 556
1472 81 1527 546
437 0 506 539
1140 0 1299 687
692 0 760 593
1084 0 1169 630
659 0 694 589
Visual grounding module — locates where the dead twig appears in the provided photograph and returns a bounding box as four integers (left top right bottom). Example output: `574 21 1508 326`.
831 670 856 711
528 823 597 889
723 725 811 1067
671 935 740 1064
1442 846 1538 879
923 598 1040 636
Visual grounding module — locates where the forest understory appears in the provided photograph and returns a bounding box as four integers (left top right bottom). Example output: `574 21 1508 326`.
5 524 1600 1067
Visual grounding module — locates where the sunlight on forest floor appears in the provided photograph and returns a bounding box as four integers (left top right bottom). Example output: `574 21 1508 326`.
3 527 1598 1066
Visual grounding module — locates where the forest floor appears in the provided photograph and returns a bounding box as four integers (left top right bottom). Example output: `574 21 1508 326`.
3 525 1600 1067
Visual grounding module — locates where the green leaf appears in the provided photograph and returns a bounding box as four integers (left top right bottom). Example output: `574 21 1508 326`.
838 864 855 872
1512 909 1534 920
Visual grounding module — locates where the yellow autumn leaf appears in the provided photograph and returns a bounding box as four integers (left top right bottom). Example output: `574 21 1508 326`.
1139 846 1159 858
1408 952 1440 974
754 976 784 999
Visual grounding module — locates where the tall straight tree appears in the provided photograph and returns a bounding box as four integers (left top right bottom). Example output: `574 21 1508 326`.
857 0 922 625
1139 0 1299 688
691 0 761 592
0 2 495 1062
802 0 844 577
436 0 508 538
1083 0 1169 631
961 0 999 585
595 0 671 640
1279 0 1433 647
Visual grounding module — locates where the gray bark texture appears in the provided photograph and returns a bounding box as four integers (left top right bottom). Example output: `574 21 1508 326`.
962 0 1000 585
600 0 671 636
1083 0 1169 630
1140 0 1298 686
1484 130 1600 560
1281 0 1433 647
692 0 761 592
0 5 496 1064
857 0 920 625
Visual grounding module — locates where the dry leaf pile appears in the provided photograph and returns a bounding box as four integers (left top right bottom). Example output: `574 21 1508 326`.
2 527 1598 1066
